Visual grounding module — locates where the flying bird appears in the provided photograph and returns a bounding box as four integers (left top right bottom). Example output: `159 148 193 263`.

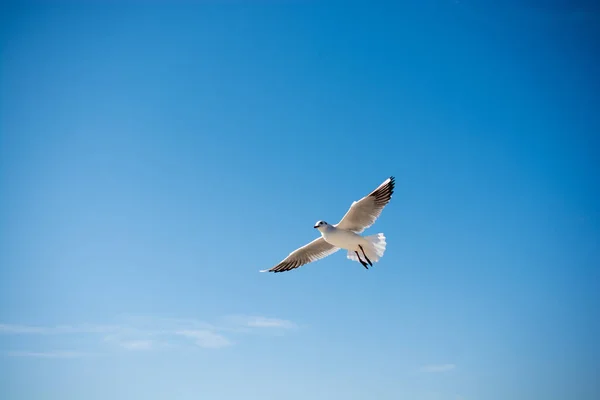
261 176 395 273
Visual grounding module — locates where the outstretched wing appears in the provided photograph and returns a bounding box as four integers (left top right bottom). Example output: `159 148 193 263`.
335 176 395 233
261 237 340 273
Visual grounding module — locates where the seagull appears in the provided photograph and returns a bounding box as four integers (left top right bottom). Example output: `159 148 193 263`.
261 176 395 273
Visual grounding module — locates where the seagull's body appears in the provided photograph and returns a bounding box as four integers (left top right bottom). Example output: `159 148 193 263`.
320 224 365 250
261 176 395 273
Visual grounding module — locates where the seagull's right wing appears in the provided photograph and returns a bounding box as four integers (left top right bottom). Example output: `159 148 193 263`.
335 176 395 233
261 237 340 273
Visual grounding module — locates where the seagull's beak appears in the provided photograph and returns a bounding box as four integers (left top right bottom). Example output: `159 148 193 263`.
314 224 319 228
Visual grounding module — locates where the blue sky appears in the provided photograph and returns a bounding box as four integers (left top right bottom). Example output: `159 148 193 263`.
0 1 598 399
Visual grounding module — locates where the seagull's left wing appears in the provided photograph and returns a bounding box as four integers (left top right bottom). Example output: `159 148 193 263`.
335 176 395 233
261 237 340 273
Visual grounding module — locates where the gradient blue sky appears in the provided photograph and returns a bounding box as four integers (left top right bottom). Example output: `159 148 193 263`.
1 1 599 400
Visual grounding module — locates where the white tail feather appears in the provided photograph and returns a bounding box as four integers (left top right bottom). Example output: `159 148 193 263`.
347 233 387 264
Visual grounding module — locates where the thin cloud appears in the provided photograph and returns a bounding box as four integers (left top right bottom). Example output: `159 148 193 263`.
176 330 233 349
115 315 216 333
420 364 456 372
219 315 298 332
246 316 297 329
0 324 51 334
0 323 118 335
117 340 155 351
0 314 295 356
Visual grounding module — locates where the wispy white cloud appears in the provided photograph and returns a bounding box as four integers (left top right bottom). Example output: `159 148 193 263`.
116 340 155 351
176 330 233 349
0 324 117 335
219 315 298 332
0 314 296 356
420 364 456 373
245 316 297 329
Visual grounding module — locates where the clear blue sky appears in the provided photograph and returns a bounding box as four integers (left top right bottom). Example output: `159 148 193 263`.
1 1 598 399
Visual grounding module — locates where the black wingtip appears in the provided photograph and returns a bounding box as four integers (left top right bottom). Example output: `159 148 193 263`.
381 176 395 196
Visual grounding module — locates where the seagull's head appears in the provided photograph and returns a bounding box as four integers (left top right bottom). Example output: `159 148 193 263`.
314 220 329 231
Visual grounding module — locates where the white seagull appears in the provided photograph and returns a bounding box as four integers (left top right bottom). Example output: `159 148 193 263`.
261 176 395 273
